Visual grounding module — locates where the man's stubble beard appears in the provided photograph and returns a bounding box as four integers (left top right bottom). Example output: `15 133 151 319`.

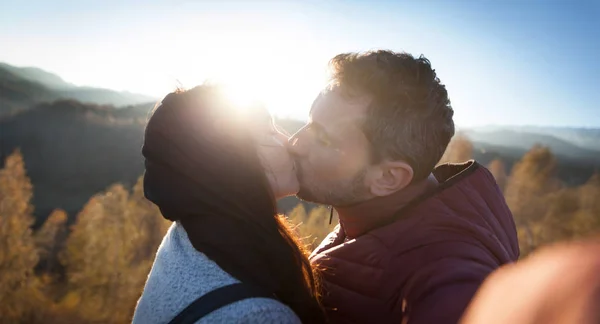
295 166 370 207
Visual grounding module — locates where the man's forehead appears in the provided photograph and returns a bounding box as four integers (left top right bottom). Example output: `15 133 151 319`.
310 89 369 129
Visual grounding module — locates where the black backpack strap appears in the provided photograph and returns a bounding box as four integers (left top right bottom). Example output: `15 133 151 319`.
167 283 276 324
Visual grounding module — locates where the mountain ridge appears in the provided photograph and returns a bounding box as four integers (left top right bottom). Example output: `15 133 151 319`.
461 128 600 158
463 125 600 152
0 62 157 117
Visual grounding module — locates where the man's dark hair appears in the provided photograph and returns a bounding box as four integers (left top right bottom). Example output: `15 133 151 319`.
328 50 455 182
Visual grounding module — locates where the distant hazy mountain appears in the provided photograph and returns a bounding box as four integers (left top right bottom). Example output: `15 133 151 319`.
0 66 57 115
0 62 156 116
511 126 600 152
57 86 157 107
0 62 75 89
462 127 600 158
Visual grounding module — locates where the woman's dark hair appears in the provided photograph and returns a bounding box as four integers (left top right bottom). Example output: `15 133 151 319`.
142 85 325 323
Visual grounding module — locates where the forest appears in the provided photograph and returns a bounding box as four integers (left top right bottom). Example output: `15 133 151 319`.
2 134 599 323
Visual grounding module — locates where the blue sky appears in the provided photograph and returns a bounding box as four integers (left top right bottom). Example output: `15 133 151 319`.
0 0 598 127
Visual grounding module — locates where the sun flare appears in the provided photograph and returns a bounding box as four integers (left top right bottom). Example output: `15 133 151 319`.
214 71 326 120
174 38 327 119
222 84 262 111
160 18 331 120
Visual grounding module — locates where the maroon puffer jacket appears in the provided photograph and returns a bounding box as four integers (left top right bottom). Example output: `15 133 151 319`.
310 161 519 324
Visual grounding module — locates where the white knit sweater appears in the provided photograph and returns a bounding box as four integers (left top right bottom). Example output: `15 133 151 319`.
132 222 301 324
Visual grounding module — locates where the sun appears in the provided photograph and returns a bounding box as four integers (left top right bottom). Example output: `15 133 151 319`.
217 71 325 120
146 12 336 120
222 83 262 110
177 54 326 120
169 24 329 120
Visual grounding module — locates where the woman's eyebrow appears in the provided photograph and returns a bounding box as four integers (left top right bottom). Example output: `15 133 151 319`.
274 124 290 136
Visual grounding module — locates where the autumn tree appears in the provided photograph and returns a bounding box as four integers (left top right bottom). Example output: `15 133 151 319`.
569 173 600 239
578 172 600 216
487 159 508 193
536 187 580 245
504 145 561 255
60 177 169 323
287 204 337 250
530 171 600 248
130 176 172 255
0 150 45 323
438 133 473 165
35 209 68 278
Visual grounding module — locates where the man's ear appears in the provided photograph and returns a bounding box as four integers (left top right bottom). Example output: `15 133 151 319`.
369 161 414 197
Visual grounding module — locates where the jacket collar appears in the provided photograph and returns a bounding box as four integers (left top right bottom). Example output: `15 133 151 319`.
336 161 479 239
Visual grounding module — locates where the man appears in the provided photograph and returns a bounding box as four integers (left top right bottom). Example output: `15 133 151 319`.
288 50 519 323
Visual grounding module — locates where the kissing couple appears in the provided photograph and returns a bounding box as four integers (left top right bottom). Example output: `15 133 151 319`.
132 50 519 324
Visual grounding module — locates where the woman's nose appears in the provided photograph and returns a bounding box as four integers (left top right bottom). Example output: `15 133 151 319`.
287 131 308 157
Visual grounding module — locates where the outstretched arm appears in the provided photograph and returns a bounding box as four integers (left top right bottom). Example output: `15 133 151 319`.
461 238 600 324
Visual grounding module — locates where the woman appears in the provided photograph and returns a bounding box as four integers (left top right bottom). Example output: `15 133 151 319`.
132 85 325 323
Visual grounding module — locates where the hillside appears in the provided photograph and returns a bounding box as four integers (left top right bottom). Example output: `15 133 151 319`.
0 101 313 222
0 100 149 223
0 67 58 116
2 100 598 225
0 62 75 89
0 62 156 117
1 63 599 223
464 125 600 153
